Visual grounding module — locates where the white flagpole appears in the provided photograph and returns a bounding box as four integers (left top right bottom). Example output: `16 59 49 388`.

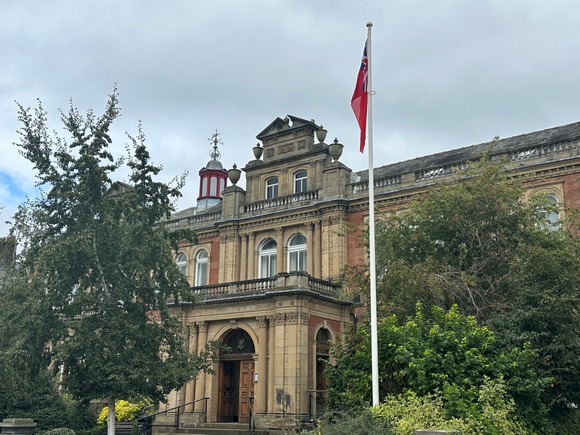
365 21 380 407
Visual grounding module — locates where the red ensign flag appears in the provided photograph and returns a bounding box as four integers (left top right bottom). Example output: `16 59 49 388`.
351 39 369 153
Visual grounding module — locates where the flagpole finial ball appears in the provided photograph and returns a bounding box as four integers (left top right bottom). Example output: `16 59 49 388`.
367 21 373 28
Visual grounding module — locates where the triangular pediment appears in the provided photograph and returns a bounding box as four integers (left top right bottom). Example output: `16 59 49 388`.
256 115 319 141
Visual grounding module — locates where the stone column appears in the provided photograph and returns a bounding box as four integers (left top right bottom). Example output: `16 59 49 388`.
276 227 284 274
255 316 268 414
314 221 322 278
266 314 276 413
306 222 314 276
240 232 248 281
272 312 287 413
248 232 256 280
185 324 198 412
194 321 208 413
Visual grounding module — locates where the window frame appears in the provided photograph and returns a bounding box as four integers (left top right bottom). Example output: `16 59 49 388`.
287 233 307 272
195 249 209 286
258 238 277 278
176 252 187 276
294 170 307 193
266 176 279 199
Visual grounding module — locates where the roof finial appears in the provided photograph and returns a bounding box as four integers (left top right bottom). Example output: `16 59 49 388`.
208 129 223 161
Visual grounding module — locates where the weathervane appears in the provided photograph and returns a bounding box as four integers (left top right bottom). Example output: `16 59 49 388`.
208 129 223 161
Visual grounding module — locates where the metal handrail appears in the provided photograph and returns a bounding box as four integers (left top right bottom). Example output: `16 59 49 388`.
135 397 209 434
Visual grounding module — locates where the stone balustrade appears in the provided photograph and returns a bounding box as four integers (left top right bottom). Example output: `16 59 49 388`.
169 273 341 305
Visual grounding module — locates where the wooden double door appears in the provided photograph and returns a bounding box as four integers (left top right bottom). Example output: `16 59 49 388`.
219 359 255 423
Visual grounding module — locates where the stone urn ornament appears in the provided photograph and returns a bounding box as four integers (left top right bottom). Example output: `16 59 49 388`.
316 125 327 143
253 143 263 160
328 138 344 162
228 164 241 185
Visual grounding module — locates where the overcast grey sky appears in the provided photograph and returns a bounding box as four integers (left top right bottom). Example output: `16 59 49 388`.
2 0 580 236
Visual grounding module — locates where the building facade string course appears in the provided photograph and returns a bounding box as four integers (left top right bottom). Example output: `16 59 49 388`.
161 115 580 429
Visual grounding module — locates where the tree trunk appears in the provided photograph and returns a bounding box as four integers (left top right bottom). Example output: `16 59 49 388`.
108 398 116 435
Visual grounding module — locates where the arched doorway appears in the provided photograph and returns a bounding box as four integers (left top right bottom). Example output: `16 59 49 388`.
219 329 256 423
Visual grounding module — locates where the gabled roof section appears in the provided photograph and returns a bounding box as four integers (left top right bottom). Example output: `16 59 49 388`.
256 115 319 141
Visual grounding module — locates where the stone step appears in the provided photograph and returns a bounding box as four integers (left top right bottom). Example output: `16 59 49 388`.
154 422 272 435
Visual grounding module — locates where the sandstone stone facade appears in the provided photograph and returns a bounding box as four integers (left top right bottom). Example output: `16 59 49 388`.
162 115 580 429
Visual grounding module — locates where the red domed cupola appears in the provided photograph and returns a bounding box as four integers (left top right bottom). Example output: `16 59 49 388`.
197 130 228 211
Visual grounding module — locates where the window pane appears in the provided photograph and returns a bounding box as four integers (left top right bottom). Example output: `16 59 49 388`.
195 250 208 286
176 253 187 275
266 177 279 199
287 234 307 272
294 170 307 193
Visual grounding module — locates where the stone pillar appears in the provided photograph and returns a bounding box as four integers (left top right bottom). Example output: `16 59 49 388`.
0 419 36 435
194 321 208 413
272 312 287 413
276 228 284 274
248 232 256 280
266 314 276 413
240 233 248 281
314 221 322 278
185 324 198 412
255 316 268 414
306 222 314 276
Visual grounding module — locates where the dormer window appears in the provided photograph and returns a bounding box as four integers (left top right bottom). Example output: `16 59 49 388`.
294 170 307 193
266 177 279 199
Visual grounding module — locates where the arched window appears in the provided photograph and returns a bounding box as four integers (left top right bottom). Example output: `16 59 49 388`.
294 170 307 193
259 238 277 278
195 250 209 286
266 177 279 199
176 253 187 276
287 234 307 272
543 193 561 229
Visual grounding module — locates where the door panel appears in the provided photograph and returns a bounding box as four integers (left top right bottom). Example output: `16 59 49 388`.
219 361 237 422
238 360 255 423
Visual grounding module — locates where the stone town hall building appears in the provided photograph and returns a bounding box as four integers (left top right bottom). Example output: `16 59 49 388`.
159 115 580 430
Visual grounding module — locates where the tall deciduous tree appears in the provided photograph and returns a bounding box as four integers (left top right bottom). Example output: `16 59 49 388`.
345 158 580 424
11 89 210 434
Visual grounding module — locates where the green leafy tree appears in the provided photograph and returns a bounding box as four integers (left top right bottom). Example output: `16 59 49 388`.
327 305 546 428
348 159 580 421
10 89 212 434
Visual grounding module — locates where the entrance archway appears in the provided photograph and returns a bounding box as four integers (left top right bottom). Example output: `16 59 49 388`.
218 329 256 423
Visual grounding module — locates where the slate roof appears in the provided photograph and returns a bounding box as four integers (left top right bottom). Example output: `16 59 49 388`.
356 121 580 181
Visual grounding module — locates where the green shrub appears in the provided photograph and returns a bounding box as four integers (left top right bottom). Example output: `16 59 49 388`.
44 428 76 435
97 399 154 425
371 378 531 435
317 409 392 435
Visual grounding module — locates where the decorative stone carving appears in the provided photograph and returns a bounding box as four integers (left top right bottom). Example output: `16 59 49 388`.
256 316 268 328
228 164 241 185
253 143 263 159
273 313 286 325
329 138 344 162
316 126 327 143
279 144 294 154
